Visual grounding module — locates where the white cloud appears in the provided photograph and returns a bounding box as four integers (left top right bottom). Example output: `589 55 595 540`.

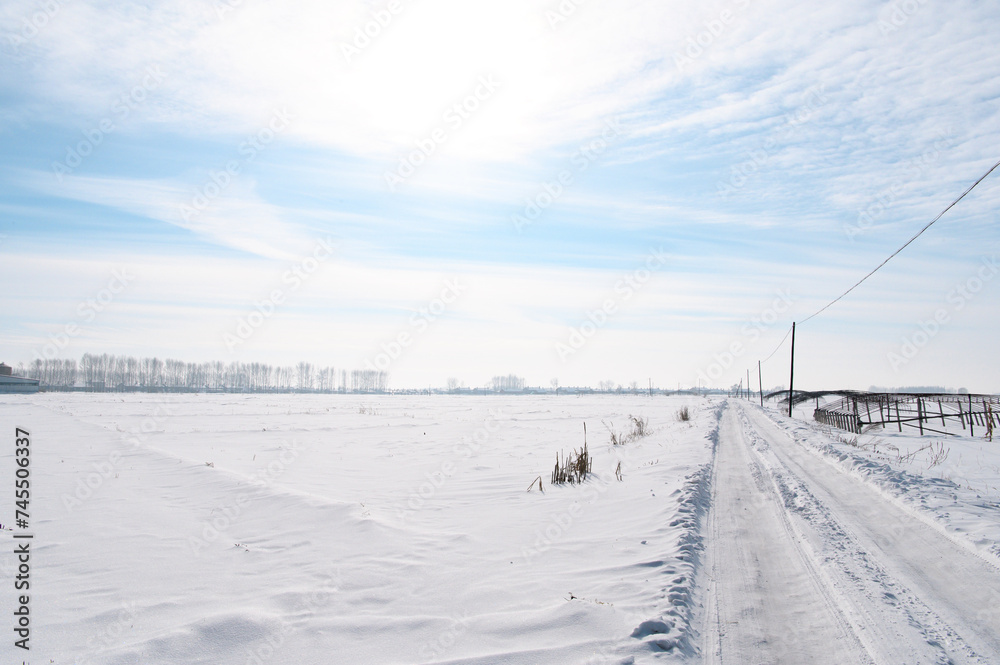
0 1 730 161
19 170 313 259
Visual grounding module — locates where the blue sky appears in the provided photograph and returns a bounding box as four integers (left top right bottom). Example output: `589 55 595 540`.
1 0 999 391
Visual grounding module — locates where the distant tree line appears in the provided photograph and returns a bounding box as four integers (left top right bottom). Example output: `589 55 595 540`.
350 369 389 393
19 355 388 393
23 358 78 388
489 374 525 392
16 358 691 394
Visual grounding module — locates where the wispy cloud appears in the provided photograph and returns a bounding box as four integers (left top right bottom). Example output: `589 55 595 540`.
19 170 312 259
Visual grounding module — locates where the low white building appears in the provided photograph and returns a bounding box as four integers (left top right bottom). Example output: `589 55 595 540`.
0 363 40 394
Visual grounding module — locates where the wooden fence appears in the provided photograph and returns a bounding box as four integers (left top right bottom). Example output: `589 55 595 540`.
814 393 999 437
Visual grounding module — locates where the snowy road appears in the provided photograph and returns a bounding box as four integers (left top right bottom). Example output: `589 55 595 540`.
700 400 1000 664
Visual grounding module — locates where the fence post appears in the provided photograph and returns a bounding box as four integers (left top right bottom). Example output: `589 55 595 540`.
917 398 924 436
969 395 975 437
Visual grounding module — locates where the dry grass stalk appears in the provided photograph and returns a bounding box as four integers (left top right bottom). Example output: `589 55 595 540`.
927 442 950 469
603 421 624 446
603 414 650 445
551 442 592 485
628 415 649 438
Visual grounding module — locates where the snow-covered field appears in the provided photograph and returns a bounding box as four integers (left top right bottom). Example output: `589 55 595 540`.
2 393 999 664
1 394 715 664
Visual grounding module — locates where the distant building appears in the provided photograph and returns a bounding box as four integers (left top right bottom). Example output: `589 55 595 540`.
0 363 40 394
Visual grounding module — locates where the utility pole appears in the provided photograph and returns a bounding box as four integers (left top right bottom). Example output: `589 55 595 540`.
758 360 763 408
788 322 796 418
747 369 751 401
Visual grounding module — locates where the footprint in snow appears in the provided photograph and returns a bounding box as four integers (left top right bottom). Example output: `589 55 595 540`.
631 619 672 638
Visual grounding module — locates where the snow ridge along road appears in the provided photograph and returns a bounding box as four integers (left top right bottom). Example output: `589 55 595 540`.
699 399 1000 665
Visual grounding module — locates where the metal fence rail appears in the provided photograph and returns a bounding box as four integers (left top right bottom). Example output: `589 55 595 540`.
814 393 1000 437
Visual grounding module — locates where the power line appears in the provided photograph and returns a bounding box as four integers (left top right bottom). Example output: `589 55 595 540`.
800 157 1000 325
761 324 793 363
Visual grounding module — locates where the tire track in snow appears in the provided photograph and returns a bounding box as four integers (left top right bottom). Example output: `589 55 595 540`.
700 401 872 664
736 401 1000 664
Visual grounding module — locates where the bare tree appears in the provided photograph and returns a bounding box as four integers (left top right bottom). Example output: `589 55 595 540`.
489 374 525 392
351 369 388 393
296 362 314 391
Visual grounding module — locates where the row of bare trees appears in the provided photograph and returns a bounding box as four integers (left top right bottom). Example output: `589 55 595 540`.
19 359 651 394
21 359 78 387
489 374 526 392
20 355 389 392
351 369 389 393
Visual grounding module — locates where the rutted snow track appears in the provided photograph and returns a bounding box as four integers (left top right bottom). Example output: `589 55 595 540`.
700 400 1000 664
701 401 870 664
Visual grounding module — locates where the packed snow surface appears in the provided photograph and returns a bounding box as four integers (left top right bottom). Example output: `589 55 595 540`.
1 393 999 664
